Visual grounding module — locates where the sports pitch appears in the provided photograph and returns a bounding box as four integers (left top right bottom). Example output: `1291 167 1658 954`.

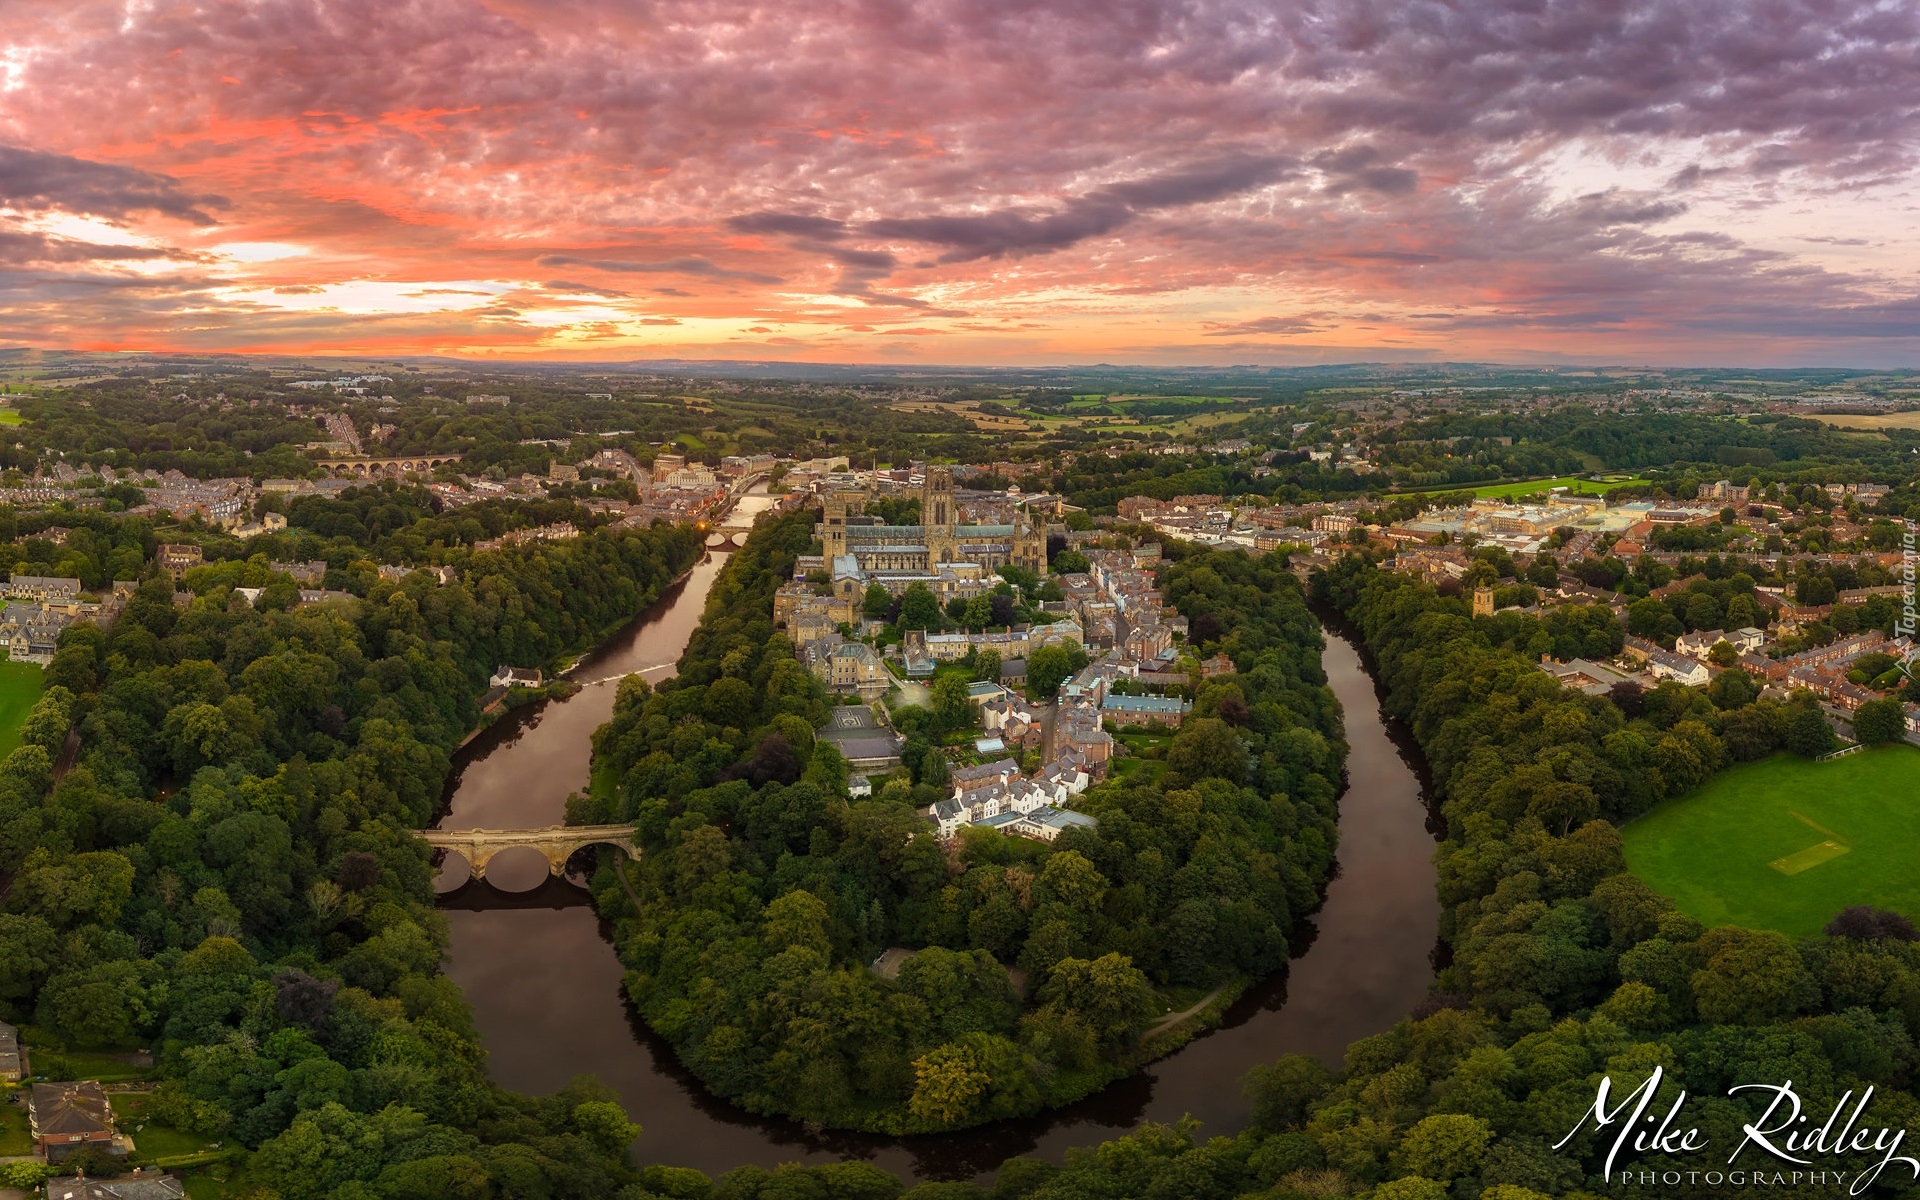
1621 747 1920 938
0 659 44 758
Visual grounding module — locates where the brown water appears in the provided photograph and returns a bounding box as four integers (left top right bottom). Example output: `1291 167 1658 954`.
432 549 736 890
438 564 1440 1182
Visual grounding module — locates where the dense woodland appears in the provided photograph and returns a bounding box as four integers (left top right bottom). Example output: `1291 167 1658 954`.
598 540 1920 1199
1258 554 1920 1198
589 515 1345 1133
0 493 704 1198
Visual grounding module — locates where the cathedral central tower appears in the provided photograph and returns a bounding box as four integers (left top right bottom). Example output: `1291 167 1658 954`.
923 465 957 563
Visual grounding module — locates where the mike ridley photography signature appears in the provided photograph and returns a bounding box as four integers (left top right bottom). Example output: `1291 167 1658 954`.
1898 520 1919 680
1553 1066 1920 1194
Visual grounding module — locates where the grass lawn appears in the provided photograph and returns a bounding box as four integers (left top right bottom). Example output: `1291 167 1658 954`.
30 1049 152 1083
114 1094 221 1160
1622 747 1920 938
181 1166 250 1199
1390 474 1646 500
1111 758 1166 785
0 659 42 758
0 1101 35 1154
590 759 619 808
0 410 24 426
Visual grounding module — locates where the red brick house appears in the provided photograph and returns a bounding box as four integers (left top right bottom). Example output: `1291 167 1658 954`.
30 1081 118 1161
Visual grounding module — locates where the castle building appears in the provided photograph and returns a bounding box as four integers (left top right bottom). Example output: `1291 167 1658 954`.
822 467 1046 582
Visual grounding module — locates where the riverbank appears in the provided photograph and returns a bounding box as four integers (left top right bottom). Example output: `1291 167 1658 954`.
437 542 1440 1180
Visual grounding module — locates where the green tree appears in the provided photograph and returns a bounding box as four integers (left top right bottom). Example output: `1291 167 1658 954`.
1244 1054 1335 1131
971 648 1001 683
932 673 974 731
963 595 993 631
1852 698 1907 745
901 584 942 630
1024 643 1084 699
1399 1113 1494 1181
862 582 892 619
1627 597 1680 642
1684 592 1723 631
571 1100 641 1157
1691 926 1817 1024
1707 667 1758 710
1034 953 1156 1048
1785 704 1837 757
908 1043 991 1125
1165 717 1245 785
1706 640 1737 668
1049 549 1089 575
1797 574 1838 605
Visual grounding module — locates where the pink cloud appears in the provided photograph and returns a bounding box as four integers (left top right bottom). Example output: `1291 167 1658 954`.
0 0 1915 362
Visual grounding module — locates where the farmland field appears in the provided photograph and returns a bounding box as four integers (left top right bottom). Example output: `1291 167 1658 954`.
1389 474 1646 500
1807 411 1920 431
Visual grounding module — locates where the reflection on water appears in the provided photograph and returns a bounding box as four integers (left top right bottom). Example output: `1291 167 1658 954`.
437 528 1439 1181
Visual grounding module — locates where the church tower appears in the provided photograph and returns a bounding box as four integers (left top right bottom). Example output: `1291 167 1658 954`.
823 493 849 559
923 466 957 563
1013 508 1045 574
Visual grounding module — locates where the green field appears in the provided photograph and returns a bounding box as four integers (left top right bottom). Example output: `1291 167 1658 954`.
114 1092 222 1159
0 1101 34 1154
1390 474 1646 500
1622 747 1920 938
0 410 24 426
0 659 44 757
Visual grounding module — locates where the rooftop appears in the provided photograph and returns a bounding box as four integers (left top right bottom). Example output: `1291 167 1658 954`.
1101 693 1189 713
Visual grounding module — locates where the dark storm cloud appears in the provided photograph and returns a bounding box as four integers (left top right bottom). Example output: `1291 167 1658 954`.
0 145 228 225
536 254 783 285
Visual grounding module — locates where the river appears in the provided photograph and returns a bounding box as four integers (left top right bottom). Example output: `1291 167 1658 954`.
435 535 1439 1183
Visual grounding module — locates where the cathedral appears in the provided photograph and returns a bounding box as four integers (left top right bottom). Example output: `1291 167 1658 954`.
823 466 1047 578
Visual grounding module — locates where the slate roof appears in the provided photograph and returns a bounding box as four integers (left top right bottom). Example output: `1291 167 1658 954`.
31 1081 114 1137
49 1175 187 1200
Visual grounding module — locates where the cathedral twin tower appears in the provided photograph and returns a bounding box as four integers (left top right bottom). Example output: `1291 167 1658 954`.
821 465 1046 575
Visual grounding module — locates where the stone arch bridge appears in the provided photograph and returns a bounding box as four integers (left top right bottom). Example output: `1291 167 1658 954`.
316 454 464 477
420 823 639 881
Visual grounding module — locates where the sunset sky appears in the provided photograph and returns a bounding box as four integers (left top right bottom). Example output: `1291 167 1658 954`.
2 0 1918 366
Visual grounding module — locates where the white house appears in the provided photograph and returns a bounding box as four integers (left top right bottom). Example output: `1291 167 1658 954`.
1015 806 1098 841
490 666 544 688
1646 649 1710 686
930 797 968 837
1675 629 1727 660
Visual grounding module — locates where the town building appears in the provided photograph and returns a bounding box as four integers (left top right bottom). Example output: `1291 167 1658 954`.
1675 629 1728 659
30 1081 120 1161
1646 648 1710 686
47 1170 187 1200
1539 658 1632 695
1099 693 1192 727
157 543 204 578
0 1019 20 1080
816 705 904 774
6 574 81 602
828 642 890 699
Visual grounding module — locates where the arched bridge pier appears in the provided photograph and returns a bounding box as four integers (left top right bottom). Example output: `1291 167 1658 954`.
421 823 639 881
316 454 465 477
